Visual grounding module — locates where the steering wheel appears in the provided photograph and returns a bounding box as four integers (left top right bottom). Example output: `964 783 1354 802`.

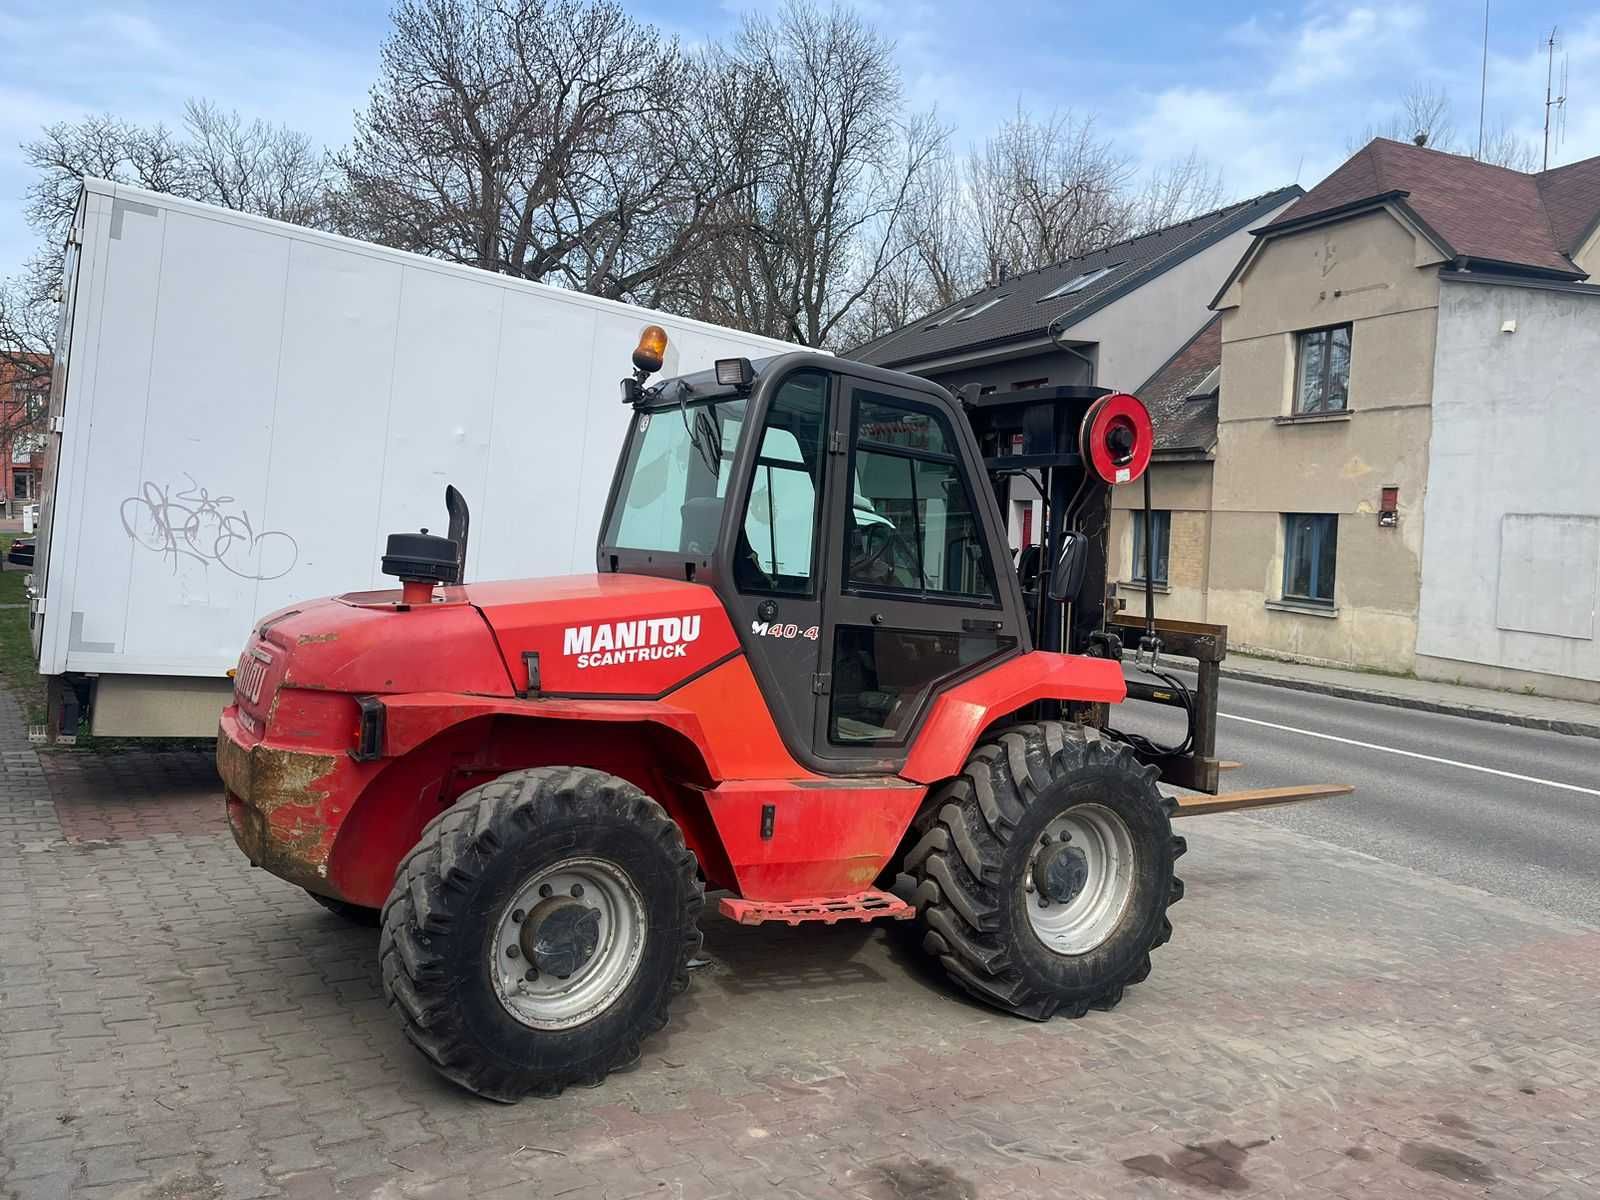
856 523 896 571
853 523 922 588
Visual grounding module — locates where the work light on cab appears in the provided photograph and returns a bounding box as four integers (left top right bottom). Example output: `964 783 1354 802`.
714 357 755 391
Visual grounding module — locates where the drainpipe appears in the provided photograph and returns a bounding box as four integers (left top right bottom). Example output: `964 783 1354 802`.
1046 316 1097 385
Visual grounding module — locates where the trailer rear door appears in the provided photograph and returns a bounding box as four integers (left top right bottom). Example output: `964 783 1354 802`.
29 193 87 662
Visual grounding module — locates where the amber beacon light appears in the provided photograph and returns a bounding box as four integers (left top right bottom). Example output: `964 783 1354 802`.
632 325 669 377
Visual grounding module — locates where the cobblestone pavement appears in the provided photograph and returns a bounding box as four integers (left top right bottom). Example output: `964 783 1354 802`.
3 691 1599 1199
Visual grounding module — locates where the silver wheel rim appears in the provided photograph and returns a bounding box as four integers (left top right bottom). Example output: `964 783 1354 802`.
1024 804 1135 956
490 856 646 1030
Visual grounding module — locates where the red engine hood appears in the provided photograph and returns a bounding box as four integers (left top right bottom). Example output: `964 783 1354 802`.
459 573 741 698
248 595 516 709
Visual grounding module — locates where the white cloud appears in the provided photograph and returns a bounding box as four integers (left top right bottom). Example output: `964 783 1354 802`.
1265 4 1427 95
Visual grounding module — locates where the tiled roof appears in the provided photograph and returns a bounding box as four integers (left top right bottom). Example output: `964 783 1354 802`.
1263 138 1600 276
1537 156 1600 256
849 186 1303 368
1137 315 1220 455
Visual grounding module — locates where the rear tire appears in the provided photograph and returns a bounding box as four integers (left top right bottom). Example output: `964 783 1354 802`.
379 766 703 1102
904 722 1184 1020
307 891 380 927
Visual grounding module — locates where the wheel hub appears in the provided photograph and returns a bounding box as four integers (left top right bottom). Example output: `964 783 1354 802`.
1033 842 1089 905
490 857 646 1030
1023 804 1137 957
519 896 602 979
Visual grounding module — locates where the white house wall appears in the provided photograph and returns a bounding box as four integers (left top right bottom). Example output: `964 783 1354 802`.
1067 197 1298 394
1416 277 1600 695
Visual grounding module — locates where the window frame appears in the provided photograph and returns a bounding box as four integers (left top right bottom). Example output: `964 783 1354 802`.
843 391 1001 609
1282 512 1338 605
1037 263 1123 302
734 371 831 599
1293 323 1352 414
1131 509 1171 585
954 295 1006 322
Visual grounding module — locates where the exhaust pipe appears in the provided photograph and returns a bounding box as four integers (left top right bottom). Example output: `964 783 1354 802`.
445 485 470 585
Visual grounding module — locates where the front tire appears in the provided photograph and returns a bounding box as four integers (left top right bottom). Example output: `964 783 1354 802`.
904 722 1184 1020
380 767 703 1102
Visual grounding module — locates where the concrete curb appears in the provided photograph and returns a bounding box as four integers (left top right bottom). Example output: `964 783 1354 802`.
1219 664 1600 740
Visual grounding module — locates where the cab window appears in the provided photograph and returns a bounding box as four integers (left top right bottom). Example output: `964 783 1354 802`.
735 372 828 595
606 399 747 556
846 392 995 601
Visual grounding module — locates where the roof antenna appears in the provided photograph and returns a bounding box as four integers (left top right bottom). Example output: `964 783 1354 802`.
1477 0 1489 159
1543 27 1566 170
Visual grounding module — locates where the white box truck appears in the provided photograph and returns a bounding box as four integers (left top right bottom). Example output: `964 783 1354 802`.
30 179 802 738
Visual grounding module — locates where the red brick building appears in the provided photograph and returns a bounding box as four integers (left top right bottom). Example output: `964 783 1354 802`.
0 354 50 515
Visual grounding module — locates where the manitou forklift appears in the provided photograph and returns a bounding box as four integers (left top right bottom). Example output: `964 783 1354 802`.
218 326 1342 1101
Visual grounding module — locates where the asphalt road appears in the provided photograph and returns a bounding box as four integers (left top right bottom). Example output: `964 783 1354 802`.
1116 671 1600 926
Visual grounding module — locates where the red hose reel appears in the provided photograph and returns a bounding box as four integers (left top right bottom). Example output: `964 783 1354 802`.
1079 392 1153 485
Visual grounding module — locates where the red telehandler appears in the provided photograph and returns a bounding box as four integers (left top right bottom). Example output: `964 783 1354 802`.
218 326 1343 1101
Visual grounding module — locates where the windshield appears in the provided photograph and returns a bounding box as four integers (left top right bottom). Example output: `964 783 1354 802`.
605 399 749 556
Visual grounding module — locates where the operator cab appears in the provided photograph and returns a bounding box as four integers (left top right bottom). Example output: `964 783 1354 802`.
598 337 1028 775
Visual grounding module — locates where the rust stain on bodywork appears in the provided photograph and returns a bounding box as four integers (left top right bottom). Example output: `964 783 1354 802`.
296 632 340 645
218 737 341 891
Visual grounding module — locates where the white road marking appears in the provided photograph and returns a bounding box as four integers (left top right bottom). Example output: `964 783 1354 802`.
1218 712 1600 798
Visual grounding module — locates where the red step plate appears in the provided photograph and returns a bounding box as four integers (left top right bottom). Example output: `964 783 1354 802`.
718 889 915 926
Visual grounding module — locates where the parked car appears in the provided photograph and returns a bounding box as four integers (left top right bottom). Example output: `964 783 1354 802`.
7 539 34 567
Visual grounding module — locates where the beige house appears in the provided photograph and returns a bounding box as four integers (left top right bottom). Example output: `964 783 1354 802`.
1114 138 1600 697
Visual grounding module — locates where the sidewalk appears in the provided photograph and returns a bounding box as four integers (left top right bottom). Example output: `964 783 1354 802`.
1220 653 1600 738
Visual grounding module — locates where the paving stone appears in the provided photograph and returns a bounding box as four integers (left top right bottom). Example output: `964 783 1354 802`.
2 685 1599 1198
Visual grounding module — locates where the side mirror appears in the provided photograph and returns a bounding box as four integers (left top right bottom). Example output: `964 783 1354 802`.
1047 532 1088 602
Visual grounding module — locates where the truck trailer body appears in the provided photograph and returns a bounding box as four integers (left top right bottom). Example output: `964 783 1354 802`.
28 179 801 737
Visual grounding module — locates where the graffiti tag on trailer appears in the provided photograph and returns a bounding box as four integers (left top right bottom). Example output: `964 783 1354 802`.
120 476 299 581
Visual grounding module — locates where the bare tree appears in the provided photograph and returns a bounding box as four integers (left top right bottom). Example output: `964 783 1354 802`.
968 107 1134 285
184 100 328 225
1130 149 1227 234
0 260 64 383
1478 121 1540 171
1348 82 1546 173
329 0 730 302
1350 82 1458 152
672 2 944 348
840 112 1226 348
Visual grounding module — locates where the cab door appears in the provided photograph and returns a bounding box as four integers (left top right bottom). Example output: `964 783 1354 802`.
718 368 833 758
811 378 1022 769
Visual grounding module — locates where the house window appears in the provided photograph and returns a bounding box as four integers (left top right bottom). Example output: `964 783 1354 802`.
1294 324 1351 413
1283 513 1337 604
1132 510 1170 584
13 471 31 501
955 295 1006 321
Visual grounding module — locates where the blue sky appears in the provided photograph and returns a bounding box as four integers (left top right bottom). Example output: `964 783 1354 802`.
3 0 1599 276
